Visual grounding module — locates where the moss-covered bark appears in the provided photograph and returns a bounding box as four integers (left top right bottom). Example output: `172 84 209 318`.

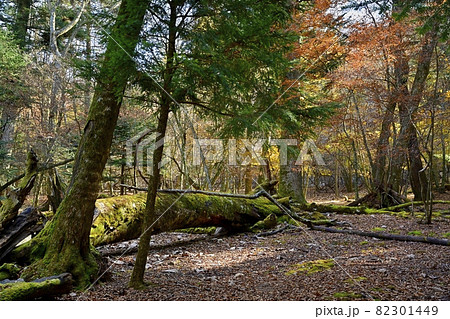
19 0 148 288
91 193 281 247
0 273 72 300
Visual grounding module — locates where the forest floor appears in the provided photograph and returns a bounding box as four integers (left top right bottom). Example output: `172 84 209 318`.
60 192 450 301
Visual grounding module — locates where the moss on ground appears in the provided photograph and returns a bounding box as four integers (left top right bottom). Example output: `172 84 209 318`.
176 227 217 235
332 291 363 300
285 259 334 276
408 230 424 236
344 276 367 284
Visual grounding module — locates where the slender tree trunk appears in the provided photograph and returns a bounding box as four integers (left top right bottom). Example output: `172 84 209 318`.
21 0 148 288
129 0 178 288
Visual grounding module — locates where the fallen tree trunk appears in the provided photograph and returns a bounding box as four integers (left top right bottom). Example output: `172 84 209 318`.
90 191 283 246
311 226 450 246
0 273 72 300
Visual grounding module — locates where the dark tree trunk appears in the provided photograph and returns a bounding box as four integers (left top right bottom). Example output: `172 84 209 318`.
20 0 148 288
390 24 438 201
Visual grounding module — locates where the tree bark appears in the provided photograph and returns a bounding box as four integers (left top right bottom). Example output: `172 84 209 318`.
391 24 439 200
20 0 148 288
130 0 180 288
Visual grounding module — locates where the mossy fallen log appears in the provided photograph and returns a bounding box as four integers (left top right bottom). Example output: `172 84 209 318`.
0 273 72 300
90 192 282 246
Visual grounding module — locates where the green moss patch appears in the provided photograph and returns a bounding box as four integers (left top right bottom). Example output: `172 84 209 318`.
251 213 277 231
285 259 334 276
344 276 367 284
176 227 217 235
332 291 363 300
408 230 424 236
0 264 21 281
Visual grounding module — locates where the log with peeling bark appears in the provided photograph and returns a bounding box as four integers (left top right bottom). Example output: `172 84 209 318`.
0 273 72 300
0 207 45 263
310 226 450 246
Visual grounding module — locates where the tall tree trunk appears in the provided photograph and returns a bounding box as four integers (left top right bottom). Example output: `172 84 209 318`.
389 40 410 193
129 0 178 288
21 0 148 288
394 26 439 200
